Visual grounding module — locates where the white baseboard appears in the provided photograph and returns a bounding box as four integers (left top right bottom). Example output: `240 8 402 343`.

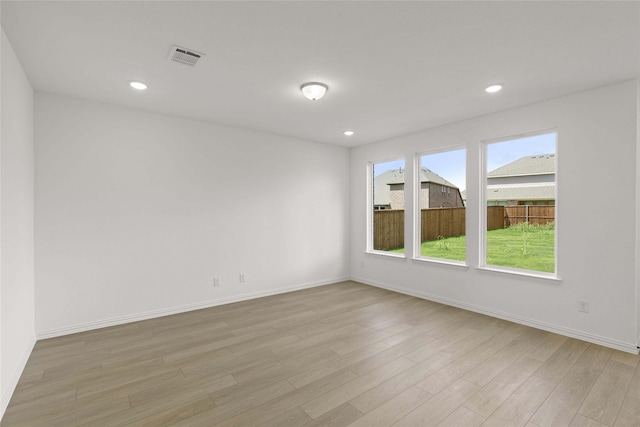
352 276 639 355
36 276 349 340
1 336 36 421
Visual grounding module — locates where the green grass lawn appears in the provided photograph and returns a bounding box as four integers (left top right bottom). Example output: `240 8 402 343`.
390 222 555 273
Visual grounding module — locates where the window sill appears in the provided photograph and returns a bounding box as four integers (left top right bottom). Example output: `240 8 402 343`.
365 250 407 260
475 266 561 283
412 257 469 269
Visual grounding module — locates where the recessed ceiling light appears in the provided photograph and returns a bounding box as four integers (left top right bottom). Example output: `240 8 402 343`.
485 84 503 93
343 130 355 136
301 82 328 100
129 81 148 90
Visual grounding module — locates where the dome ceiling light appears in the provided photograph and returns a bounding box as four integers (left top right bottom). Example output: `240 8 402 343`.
301 82 328 100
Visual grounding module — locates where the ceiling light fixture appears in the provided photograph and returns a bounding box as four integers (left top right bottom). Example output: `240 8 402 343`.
343 130 355 136
301 82 328 100
129 81 148 90
485 84 503 93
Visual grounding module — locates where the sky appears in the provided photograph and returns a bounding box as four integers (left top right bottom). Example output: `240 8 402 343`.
486 133 556 173
422 149 466 191
373 132 556 192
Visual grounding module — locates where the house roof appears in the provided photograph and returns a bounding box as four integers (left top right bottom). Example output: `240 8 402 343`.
374 169 402 206
488 154 556 177
385 168 457 187
374 167 458 206
487 184 556 201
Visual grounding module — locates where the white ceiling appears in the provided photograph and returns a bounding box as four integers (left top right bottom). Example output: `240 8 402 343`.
2 1 639 147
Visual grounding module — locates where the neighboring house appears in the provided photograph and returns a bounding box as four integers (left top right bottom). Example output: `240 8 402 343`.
374 167 464 210
486 153 556 206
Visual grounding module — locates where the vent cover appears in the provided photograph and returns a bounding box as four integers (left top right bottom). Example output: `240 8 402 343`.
168 45 204 67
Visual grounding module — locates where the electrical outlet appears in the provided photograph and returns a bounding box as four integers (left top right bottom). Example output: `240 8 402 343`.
578 299 589 313
239 273 245 283
213 277 220 287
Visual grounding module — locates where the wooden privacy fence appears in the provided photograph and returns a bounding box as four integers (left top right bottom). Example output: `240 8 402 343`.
487 206 504 231
421 207 466 242
373 210 404 251
373 205 555 250
504 205 555 226
373 207 473 250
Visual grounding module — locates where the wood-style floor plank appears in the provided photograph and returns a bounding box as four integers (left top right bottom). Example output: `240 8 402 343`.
614 396 640 426
480 374 557 427
578 359 635 426
347 386 433 427
437 406 486 427
2 280 639 427
529 344 612 427
394 378 480 426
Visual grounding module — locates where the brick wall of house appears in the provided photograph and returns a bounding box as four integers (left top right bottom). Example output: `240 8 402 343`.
427 182 464 208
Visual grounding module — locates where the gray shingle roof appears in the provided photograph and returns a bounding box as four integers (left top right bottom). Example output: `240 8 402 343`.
488 154 556 177
486 185 555 201
384 168 457 187
373 169 403 206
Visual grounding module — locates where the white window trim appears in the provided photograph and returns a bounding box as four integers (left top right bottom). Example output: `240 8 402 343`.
413 256 468 269
413 145 468 266
480 129 559 279
366 157 407 258
476 265 562 283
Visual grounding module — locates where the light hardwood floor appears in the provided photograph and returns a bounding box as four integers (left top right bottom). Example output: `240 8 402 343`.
3 281 639 426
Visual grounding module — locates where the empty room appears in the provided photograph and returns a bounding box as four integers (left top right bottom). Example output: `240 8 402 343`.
1 1 640 426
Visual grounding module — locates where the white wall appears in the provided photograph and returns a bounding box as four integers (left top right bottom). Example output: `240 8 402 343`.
351 80 639 352
35 93 350 336
1 29 35 417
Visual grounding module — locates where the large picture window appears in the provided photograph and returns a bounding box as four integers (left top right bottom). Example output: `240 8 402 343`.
417 148 466 262
370 158 405 254
484 132 557 274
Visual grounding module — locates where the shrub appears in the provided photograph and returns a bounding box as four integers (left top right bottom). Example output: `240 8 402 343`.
435 236 450 251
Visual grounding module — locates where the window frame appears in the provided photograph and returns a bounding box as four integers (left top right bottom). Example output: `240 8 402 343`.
413 145 468 267
366 156 407 258
479 129 559 279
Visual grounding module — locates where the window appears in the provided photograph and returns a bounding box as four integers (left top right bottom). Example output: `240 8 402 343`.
370 158 405 254
484 132 556 274
417 148 466 262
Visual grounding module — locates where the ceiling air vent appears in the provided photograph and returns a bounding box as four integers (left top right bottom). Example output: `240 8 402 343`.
168 45 204 67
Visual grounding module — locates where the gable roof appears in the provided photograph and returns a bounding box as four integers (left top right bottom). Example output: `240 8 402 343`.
384 167 457 187
488 154 556 177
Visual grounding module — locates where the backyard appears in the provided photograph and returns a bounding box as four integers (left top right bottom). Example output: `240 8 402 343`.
391 222 555 273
